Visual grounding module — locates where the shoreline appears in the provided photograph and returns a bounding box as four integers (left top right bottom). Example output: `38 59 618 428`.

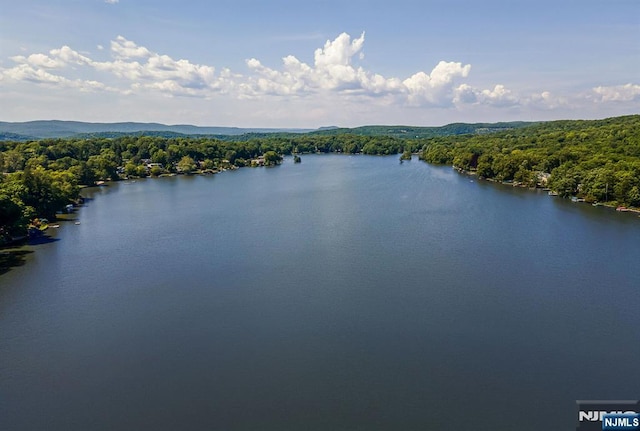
450 165 640 216
2 154 638 276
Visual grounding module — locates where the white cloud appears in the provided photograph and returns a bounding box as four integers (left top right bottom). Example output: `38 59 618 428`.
93 36 219 95
526 91 569 110
1 31 638 122
244 32 377 96
453 84 478 104
403 61 471 106
453 84 522 108
592 84 640 102
2 63 113 93
10 45 93 69
11 53 65 69
478 84 519 107
4 64 67 84
0 36 223 97
105 0 119 4
50 46 93 65
110 36 151 60
244 32 470 105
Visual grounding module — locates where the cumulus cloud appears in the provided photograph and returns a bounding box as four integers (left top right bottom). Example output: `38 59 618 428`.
526 91 569 110
2 63 112 92
453 83 519 107
110 36 151 60
403 61 471 106
11 53 65 69
0 32 491 103
86 37 219 95
1 36 223 97
11 45 93 69
592 83 640 102
244 32 380 96
479 84 519 107
244 32 469 106
3 64 67 84
2 31 636 115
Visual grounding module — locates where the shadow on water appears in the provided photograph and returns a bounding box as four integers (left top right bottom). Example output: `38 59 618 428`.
28 235 60 246
0 247 34 276
1 231 60 275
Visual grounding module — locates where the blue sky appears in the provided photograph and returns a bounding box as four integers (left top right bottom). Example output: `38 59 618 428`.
0 0 638 127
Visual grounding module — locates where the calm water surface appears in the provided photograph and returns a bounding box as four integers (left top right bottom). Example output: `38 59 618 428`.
1 155 639 430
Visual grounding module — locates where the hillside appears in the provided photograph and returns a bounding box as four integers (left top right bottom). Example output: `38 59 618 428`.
309 122 535 138
0 121 314 140
0 119 536 141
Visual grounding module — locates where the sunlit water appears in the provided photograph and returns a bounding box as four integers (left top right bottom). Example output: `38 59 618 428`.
1 155 639 430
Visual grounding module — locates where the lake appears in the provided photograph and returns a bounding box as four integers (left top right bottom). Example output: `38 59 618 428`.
1 154 639 430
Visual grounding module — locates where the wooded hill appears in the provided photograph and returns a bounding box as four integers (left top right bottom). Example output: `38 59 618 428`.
421 115 640 205
0 120 533 141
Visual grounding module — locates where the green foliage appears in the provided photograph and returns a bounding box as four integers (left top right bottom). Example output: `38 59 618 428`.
419 115 640 205
420 143 453 164
0 164 78 241
177 156 197 174
1 115 638 241
308 122 535 139
263 151 283 166
400 149 412 161
0 190 25 239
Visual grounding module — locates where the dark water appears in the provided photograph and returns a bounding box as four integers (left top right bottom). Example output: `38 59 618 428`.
1 155 639 431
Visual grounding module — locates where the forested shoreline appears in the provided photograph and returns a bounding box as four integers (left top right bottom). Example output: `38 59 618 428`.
1 115 639 243
420 115 640 205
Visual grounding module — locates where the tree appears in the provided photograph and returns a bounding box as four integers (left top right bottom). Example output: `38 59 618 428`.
177 156 197 174
0 190 26 238
1 149 25 173
151 149 168 165
125 162 139 177
20 166 78 219
150 166 163 177
476 153 495 178
87 149 119 180
263 151 282 166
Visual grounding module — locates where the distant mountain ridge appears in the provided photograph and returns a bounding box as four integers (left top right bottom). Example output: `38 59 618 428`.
308 122 535 139
0 119 534 141
0 120 315 140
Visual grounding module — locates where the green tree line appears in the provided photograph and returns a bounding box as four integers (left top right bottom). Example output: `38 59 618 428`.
2 115 639 242
0 134 414 242
420 115 640 206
